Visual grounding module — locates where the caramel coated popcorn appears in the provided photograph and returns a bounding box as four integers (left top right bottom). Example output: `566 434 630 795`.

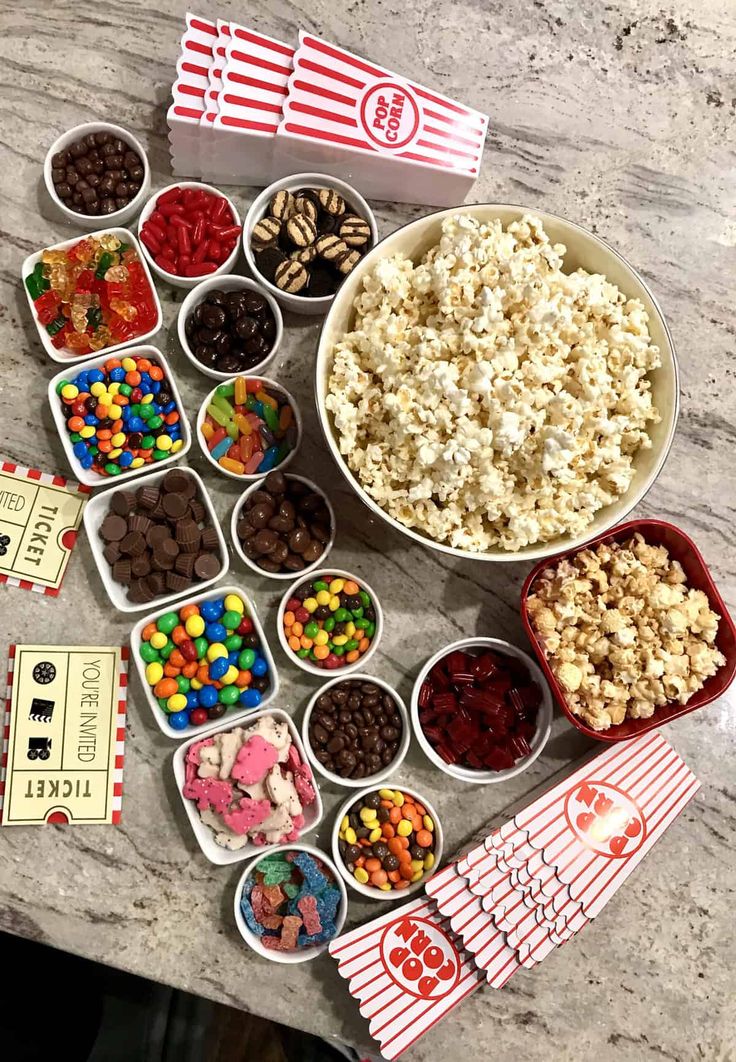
326 213 661 553
526 534 725 730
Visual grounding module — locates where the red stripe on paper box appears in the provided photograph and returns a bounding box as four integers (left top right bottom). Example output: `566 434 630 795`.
184 40 214 58
222 93 283 115
190 17 217 36
411 83 484 123
424 121 484 148
115 755 125 769
51 475 66 487
229 49 292 78
219 115 280 133
300 57 365 91
292 78 355 107
303 34 384 79
227 71 289 96
181 60 210 78
417 137 480 160
173 105 205 119
289 100 358 128
116 728 126 743
398 150 464 170
179 84 206 99
232 27 295 58
282 122 374 152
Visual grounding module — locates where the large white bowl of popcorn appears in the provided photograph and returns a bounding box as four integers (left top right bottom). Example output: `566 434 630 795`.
315 205 679 563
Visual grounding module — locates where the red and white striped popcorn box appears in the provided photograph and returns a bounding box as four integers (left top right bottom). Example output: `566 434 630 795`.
275 32 488 206
329 893 485 1060
197 19 231 182
213 24 295 184
167 13 217 178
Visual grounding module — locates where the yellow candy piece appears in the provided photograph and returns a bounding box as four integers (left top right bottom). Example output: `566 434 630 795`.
207 643 228 662
379 789 395 801
99 233 121 252
130 457 144 468
190 677 203 690
359 806 378 824
141 393 154 404
423 815 434 831
150 631 168 650
108 404 122 420
328 595 340 611
368 826 382 843
105 265 129 283
111 432 126 447
315 590 330 606
108 382 121 395
423 853 435 870
222 665 239 685
108 448 122 460
410 859 424 874
185 615 205 638
90 381 106 397
61 383 79 400
378 882 392 891
344 621 356 638
303 597 318 613
145 662 163 685
340 815 349 833
224 594 244 614
392 790 405 807
410 870 424 883
313 630 329 647
110 299 137 323
79 425 95 439
156 436 172 451
344 826 357 845
171 439 183 454
396 819 412 837
353 867 369 884
329 578 345 595
167 693 187 711
332 634 348 646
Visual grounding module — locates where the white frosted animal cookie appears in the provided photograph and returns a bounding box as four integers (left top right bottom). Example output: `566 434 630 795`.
243 717 291 761
197 746 221 779
265 765 302 817
217 728 245 780
258 803 293 843
237 777 269 802
199 808 250 851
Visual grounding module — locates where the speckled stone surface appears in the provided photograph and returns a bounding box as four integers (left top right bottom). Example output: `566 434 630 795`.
0 0 735 1058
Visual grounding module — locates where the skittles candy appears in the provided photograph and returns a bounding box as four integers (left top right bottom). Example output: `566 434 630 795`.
138 592 273 731
281 574 379 671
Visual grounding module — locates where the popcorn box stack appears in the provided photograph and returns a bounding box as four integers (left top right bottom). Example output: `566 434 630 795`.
167 18 488 204
330 731 699 1060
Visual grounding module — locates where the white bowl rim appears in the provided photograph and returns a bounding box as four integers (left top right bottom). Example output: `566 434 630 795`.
129 582 279 740
177 273 283 381
173 707 324 866
314 201 681 563
230 473 336 580
44 121 151 226
301 672 411 788
21 226 163 365
137 181 241 286
331 783 443 900
82 463 228 613
233 842 348 963
196 374 303 482
276 567 383 677
409 636 553 784
47 344 191 488
243 171 378 309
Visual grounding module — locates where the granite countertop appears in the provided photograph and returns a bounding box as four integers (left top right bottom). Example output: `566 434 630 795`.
1 0 735 1058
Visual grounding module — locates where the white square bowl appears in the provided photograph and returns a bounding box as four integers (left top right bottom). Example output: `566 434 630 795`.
47 345 191 488
22 227 163 365
82 465 228 614
172 708 324 866
130 583 279 740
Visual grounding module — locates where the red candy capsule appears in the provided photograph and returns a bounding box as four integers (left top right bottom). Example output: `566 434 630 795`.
143 186 241 280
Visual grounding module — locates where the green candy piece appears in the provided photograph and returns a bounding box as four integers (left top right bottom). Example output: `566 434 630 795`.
139 643 159 664
105 463 121 475
304 620 319 640
225 419 239 440
212 393 234 416
176 676 191 694
147 415 163 430
261 862 293 885
69 432 81 443
157 612 179 635
141 434 155 449
359 590 371 608
238 648 256 670
55 378 71 395
334 607 350 623
118 241 131 254
354 617 369 630
157 696 169 711
365 621 376 639
89 445 99 456
297 647 310 659
194 636 208 659
160 641 175 661
323 616 335 633
118 383 132 397
224 633 242 652
95 251 114 279
345 638 359 652
139 404 154 421
313 580 329 592
262 403 279 432
350 607 364 620
332 645 345 657
282 882 299 898
222 609 241 630
46 315 67 336
216 382 235 398
206 403 230 428
86 305 103 330
218 685 240 705
152 449 168 461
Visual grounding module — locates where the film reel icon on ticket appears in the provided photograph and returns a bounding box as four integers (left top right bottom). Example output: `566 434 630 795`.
563 780 647 858
379 915 461 1000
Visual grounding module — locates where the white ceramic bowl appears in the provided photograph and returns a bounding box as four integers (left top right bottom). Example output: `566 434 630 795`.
233 843 348 963
196 376 302 482
177 274 283 381
44 122 151 229
47 345 191 488
331 784 443 901
82 465 228 613
315 204 680 563
230 474 336 581
173 708 324 866
130 583 279 740
137 182 241 290
276 568 383 677
302 673 410 789
410 637 553 785
22 227 162 364
243 172 378 315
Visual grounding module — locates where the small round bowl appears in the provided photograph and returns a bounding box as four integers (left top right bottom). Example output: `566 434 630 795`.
331 785 443 901
44 122 151 230
277 568 383 677
243 172 378 315
234 843 348 963
137 182 241 290
178 274 283 381
302 673 410 788
197 376 302 482
410 637 553 784
231 474 336 580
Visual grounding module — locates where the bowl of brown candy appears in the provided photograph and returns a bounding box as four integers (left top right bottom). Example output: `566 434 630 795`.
410 637 553 784
44 122 150 230
231 471 335 579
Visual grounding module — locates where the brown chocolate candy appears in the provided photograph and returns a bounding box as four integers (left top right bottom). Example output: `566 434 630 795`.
309 680 403 780
236 472 333 575
51 130 144 216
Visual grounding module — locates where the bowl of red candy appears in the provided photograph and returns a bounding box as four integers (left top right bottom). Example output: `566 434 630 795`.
138 182 242 290
410 637 553 784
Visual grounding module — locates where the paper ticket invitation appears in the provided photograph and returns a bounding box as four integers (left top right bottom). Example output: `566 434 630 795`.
0 644 128 826
329 895 485 1060
0 461 89 596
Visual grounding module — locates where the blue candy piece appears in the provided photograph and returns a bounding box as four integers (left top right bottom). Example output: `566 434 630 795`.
87 368 105 384
239 888 265 937
119 452 134 468
251 656 268 677
163 400 176 413
109 367 125 382
168 710 189 731
314 886 341 925
300 925 337 946
205 622 227 643
128 416 146 432
200 598 225 621
84 414 98 426
81 453 94 469
209 657 229 682
211 437 230 461
186 690 200 709
239 688 261 708
292 852 327 893
259 446 280 473
198 684 218 708
73 441 88 459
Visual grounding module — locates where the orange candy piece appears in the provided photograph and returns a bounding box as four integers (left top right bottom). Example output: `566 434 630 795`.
180 604 199 620
142 622 157 642
153 678 178 699
416 829 433 848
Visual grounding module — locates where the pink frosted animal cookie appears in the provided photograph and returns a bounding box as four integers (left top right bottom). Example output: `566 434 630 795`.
286 745 301 772
186 737 214 766
293 764 316 806
231 735 278 786
222 797 272 836
183 777 233 813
